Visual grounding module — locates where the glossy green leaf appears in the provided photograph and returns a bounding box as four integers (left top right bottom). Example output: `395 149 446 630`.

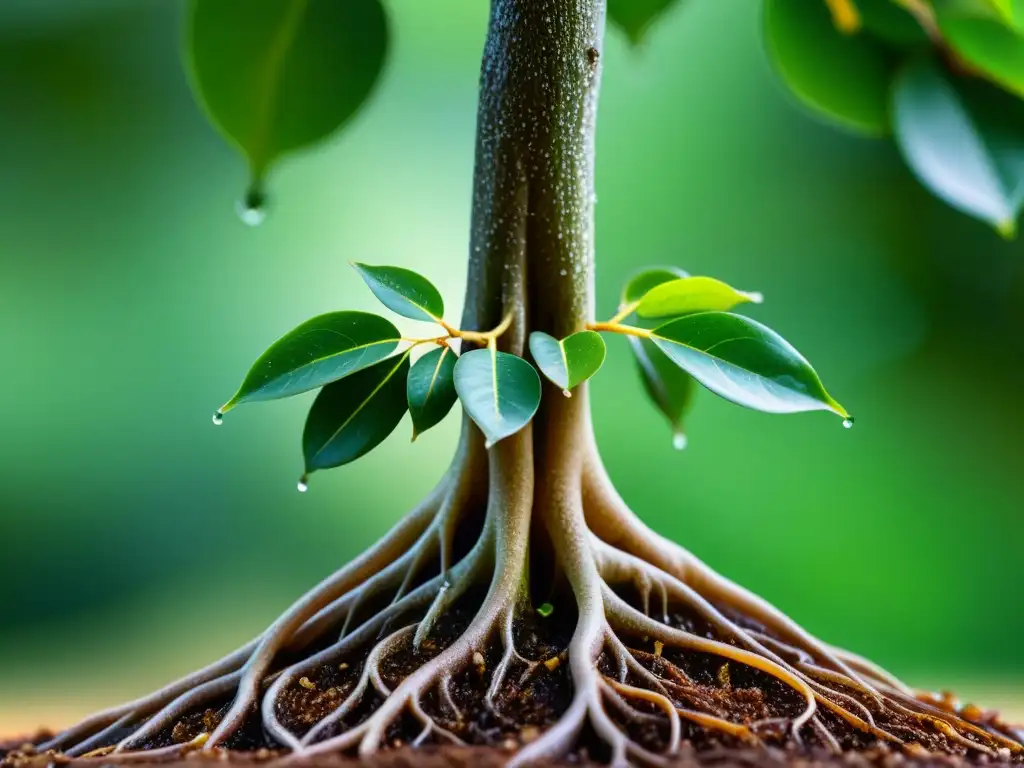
303 353 409 474
858 0 930 45
621 267 689 305
608 0 681 45
893 57 1024 234
764 0 893 135
454 349 541 448
628 335 697 449
636 276 763 319
407 346 458 439
186 0 388 194
221 311 400 412
650 312 848 418
528 331 607 393
939 12 1024 96
352 263 445 322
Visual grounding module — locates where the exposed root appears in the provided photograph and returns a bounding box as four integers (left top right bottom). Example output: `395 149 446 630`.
18 431 1022 767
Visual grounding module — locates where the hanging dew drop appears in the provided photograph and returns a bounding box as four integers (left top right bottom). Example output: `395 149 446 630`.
842 417 855 429
672 432 687 451
562 388 572 398
212 410 224 426
297 475 309 493
236 187 267 227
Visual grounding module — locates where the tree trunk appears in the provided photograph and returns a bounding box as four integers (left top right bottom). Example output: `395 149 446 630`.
460 0 605 479
461 0 605 348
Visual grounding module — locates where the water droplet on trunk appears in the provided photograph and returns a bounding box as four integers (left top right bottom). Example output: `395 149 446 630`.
842 417 855 429
212 410 224 426
672 432 687 451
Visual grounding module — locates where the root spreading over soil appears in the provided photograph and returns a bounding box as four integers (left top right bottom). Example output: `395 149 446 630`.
5 428 1022 767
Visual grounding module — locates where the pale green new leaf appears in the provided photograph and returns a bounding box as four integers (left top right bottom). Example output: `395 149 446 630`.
621 267 689 305
893 57 1024 234
454 350 541 448
221 311 400 412
186 0 388 194
352 263 445 322
407 346 458 439
529 331 606 392
650 312 848 418
303 353 409 474
636 277 763 319
764 0 892 135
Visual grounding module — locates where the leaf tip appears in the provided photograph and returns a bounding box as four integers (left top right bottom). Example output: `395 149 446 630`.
829 397 852 421
745 290 765 305
297 474 310 493
997 219 1018 240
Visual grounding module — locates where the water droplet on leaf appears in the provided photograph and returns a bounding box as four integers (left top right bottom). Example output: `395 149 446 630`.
672 432 687 451
562 388 572 398
236 187 267 227
297 475 309 493
212 410 224 426
842 417 855 429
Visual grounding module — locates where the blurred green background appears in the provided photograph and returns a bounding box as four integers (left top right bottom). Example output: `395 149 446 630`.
1 0 1021 737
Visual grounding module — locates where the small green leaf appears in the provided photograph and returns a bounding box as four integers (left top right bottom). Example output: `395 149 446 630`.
407 346 458 439
454 350 541 448
608 0 681 46
939 12 1024 96
186 0 388 194
221 311 400 412
893 57 1024 232
536 602 554 617
764 0 893 135
628 336 697 448
650 312 848 418
858 0 931 45
352 263 445 322
303 353 409 473
529 331 607 393
636 276 763 319
621 267 689 305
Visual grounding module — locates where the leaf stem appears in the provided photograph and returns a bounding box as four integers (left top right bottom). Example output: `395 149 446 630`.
444 310 515 345
587 322 652 339
824 0 860 34
402 336 449 347
607 301 640 326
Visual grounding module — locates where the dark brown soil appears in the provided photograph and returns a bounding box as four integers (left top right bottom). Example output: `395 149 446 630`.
1 742 1018 768
3 586 1019 765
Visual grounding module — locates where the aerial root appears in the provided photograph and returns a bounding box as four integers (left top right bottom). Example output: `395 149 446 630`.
31 436 1024 765
580 452 1023 759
